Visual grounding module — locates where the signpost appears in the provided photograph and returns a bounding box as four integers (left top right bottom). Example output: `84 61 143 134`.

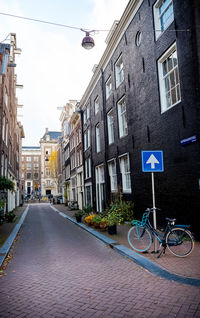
142 151 164 252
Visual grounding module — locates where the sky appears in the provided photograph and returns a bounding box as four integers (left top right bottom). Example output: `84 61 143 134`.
0 0 129 146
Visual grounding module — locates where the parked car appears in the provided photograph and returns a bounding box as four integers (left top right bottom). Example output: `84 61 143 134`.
54 195 63 204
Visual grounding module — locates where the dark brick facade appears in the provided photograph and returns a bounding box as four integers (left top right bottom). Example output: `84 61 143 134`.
81 0 200 238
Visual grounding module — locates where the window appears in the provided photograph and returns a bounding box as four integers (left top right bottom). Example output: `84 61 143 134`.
5 88 8 108
46 168 50 176
34 156 39 162
106 76 112 100
34 163 39 169
27 163 32 170
21 156 24 162
27 172 32 179
34 172 39 180
158 43 181 112
117 96 128 138
1 153 4 176
84 128 90 151
21 172 24 179
115 55 124 87
119 154 131 193
2 115 5 141
85 158 91 179
5 120 8 146
26 157 31 162
135 31 142 46
85 183 92 207
108 159 117 192
154 0 174 39
95 164 105 212
4 156 7 177
95 124 101 153
107 109 114 145
94 96 99 115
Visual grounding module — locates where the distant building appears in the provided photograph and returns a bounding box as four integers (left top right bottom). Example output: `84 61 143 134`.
40 128 61 196
21 146 41 196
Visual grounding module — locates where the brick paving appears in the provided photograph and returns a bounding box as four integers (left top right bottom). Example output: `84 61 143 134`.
0 204 200 318
54 204 200 280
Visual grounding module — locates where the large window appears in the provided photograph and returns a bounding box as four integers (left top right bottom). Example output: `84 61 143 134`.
95 164 105 212
119 153 131 193
85 158 91 179
108 159 117 192
106 76 112 100
94 96 99 115
2 115 5 141
34 172 39 180
95 124 101 153
158 43 181 112
26 157 31 162
85 183 92 207
84 128 90 151
107 109 114 145
117 96 128 138
115 55 124 88
27 163 32 170
27 172 32 180
154 0 174 39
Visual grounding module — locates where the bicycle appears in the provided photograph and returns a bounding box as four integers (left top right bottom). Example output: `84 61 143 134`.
127 208 194 258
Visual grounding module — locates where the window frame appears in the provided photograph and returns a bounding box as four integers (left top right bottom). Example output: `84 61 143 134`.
117 96 128 138
94 96 99 115
107 109 115 145
158 43 181 113
119 153 131 193
105 76 112 100
108 159 117 193
95 123 101 153
115 55 124 88
154 0 174 40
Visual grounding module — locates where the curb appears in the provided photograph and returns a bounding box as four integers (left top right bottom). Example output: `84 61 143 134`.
0 205 29 267
50 205 200 287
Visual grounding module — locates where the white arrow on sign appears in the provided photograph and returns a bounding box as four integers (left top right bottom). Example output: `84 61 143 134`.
146 154 159 169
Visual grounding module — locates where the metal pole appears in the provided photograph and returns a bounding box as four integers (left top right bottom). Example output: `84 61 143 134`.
151 172 158 252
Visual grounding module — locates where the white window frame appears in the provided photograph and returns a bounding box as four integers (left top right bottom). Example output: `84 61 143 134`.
27 163 32 170
158 43 181 113
115 55 124 88
85 158 91 179
106 76 112 100
94 96 99 115
5 88 8 108
2 115 5 141
85 182 92 207
95 124 101 153
84 128 90 151
119 153 131 193
154 0 174 40
26 157 31 162
117 96 128 138
107 109 114 145
108 159 117 193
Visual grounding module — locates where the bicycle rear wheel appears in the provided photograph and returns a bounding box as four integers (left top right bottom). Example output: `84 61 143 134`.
128 225 152 252
166 228 194 257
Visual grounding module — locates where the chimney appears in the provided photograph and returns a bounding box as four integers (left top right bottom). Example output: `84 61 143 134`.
45 128 48 133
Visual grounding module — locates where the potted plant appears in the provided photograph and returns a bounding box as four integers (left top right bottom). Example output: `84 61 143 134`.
104 211 120 235
99 217 107 231
0 199 5 225
5 211 16 223
84 214 96 225
74 210 85 223
91 215 102 228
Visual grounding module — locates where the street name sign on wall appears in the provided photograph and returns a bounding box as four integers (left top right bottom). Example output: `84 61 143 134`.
142 151 164 172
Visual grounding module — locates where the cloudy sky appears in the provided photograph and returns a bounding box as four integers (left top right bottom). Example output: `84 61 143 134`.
0 0 129 146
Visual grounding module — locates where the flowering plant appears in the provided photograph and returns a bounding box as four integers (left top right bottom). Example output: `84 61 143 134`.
84 214 96 224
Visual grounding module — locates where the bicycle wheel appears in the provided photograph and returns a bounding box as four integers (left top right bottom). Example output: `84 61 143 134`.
166 228 194 257
128 225 152 252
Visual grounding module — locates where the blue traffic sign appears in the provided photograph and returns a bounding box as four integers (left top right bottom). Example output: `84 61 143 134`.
142 151 164 172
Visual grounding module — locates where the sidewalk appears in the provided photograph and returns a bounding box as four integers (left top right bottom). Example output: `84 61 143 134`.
53 204 200 281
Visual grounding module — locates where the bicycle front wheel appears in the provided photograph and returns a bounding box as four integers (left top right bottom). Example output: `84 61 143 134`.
128 225 152 252
166 228 194 257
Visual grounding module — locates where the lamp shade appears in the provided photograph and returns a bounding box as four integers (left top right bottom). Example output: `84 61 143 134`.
81 32 95 49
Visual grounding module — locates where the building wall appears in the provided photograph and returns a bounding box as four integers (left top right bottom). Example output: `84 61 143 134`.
80 0 200 237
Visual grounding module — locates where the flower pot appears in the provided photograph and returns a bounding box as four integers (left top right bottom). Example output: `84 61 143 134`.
75 215 82 223
107 224 117 235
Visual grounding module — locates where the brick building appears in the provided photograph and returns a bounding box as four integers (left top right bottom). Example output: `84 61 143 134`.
21 146 41 197
79 0 200 237
0 33 25 211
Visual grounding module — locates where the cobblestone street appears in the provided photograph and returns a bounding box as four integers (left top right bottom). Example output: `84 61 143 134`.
0 204 199 318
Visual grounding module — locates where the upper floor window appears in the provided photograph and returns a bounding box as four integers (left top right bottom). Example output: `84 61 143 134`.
83 104 90 124
27 172 32 180
158 43 181 113
27 163 32 170
154 0 174 40
107 109 114 145
115 55 124 88
84 128 90 151
26 157 31 162
95 124 101 153
119 153 131 193
34 163 39 169
34 172 39 180
21 156 24 162
85 158 91 179
34 156 39 162
117 96 128 138
5 88 8 108
94 96 99 115
106 76 112 100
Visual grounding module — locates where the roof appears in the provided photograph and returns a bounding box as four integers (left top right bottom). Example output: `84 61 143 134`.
42 131 62 141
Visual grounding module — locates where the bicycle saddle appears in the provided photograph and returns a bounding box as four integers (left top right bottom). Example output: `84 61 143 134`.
166 217 176 223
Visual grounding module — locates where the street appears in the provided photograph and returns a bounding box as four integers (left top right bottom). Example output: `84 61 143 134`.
0 204 200 318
